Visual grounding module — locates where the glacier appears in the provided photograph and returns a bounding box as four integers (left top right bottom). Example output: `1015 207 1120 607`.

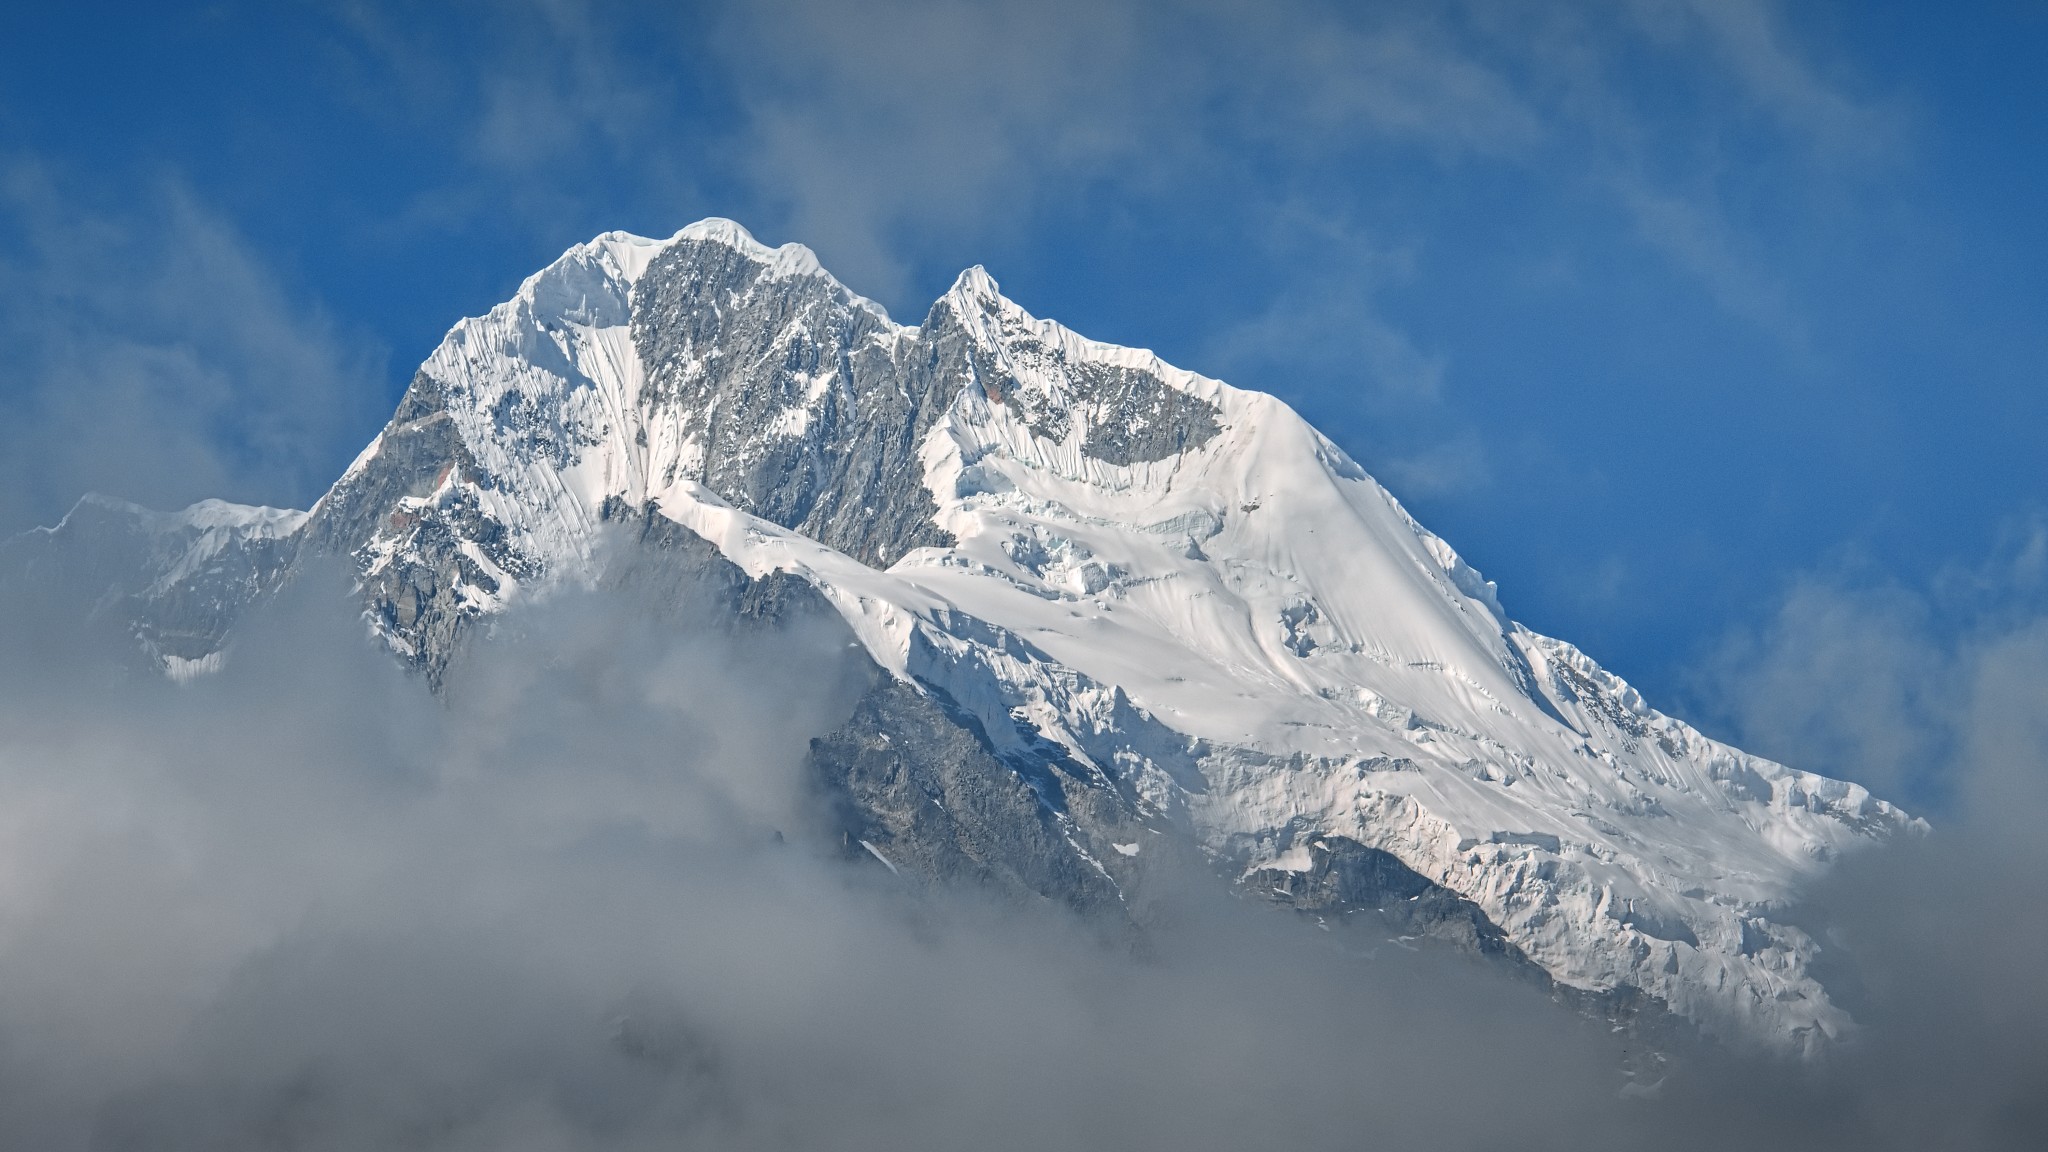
5 218 1919 1056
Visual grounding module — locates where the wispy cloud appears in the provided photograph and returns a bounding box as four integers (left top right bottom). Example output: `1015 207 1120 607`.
702 0 1897 309
1610 174 1810 352
706 0 1164 297
0 160 387 532
1695 514 2048 811
703 0 1558 296
1200 209 1488 496
1637 0 1901 157
309 0 1898 399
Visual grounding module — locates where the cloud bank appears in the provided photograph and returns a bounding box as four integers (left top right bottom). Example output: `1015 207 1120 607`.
0 518 2044 1149
0 560 1631 1150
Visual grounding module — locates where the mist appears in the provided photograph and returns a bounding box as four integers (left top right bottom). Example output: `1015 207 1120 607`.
1685 534 2048 1149
0 533 2044 1150
0 557 1600 1150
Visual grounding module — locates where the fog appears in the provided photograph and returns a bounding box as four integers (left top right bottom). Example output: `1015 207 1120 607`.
0 550 2045 1149
1691 535 2048 1148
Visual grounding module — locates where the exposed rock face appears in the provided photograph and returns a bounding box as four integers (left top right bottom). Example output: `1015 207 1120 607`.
621 236 1221 569
811 675 1134 911
938 268 1222 467
1250 834 1522 959
302 371 535 683
631 235 955 568
1 218 1920 1057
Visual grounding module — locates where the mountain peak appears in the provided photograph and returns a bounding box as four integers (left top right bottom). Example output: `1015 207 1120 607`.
671 216 837 286
944 263 1004 311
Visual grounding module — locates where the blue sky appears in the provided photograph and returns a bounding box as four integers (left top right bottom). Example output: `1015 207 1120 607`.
3 0 2045 805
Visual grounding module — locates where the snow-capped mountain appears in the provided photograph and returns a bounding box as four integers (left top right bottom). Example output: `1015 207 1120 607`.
7 219 1917 1055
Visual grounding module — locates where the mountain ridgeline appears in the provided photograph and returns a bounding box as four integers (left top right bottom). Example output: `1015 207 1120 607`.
1 220 1917 1057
